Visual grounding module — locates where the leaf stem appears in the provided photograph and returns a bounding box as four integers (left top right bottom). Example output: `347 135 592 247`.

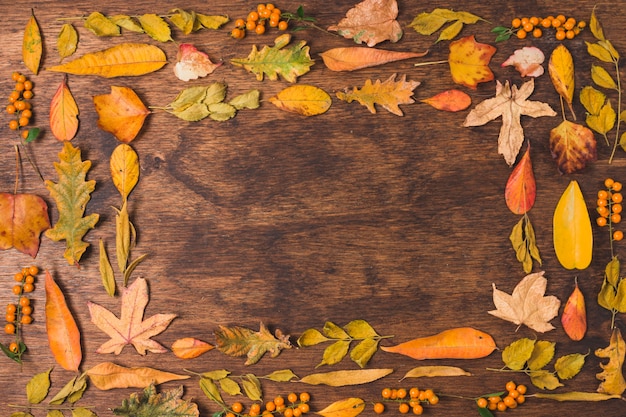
609 58 622 164
414 60 448 67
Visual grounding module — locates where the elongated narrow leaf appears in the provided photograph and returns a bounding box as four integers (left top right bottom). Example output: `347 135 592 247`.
553 180 593 270
320 47 427 72
23 12 42 74
47 43 167 77
401 366 471 380
87 362 189 390
99 239 116 296
300 369 393 386
45 271 82 371
316 398 365 417
50 78 79 141
505 146 535 215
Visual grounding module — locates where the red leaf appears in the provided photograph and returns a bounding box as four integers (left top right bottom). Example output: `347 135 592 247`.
505 146 536 215
561 279 587 341
421 89 471 112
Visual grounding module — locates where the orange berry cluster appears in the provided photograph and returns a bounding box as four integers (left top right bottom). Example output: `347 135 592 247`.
6 71 35 140
512 15 586 40
596 178 624 241
231 3 289 39
476 381 527 412
4 266 38 354
226 393 311 417
373 387 439 415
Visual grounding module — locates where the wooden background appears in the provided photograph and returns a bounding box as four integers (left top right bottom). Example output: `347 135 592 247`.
1 0 626 416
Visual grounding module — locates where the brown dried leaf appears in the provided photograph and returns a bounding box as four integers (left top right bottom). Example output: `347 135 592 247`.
328 0 402 46
549 120 597 174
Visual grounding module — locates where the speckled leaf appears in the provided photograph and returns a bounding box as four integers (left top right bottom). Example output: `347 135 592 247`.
23 12 42 74
448 36 496 89
596 327 626 395
0 192 50 258
550 120 597 174
328 0 402 46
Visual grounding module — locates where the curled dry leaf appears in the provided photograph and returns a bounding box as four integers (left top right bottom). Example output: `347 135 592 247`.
380 327 496 359
561 279 587 341
45 271 82 372
94 86 150 143
171 337 214 359
420 89 471 112
328 0 402 46
553 180 593 270
174 43 222 81
502 46 545 78
87 362 189 390
320 47 427 72
401 366 471 380
0 192 50 258
316 398 365 417
50 78 79 141
488 271 561 333
448 36 495 89
300 369 393 386
269 85 331 116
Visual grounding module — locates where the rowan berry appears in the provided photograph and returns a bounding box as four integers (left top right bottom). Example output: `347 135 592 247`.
516 29 528 39
497 401 508 411
231 28 245 39
523 22 534 32
22 283 34 293
5 323 15 334
411 404 423 415
21 305 32 316
231 402 244 413
274 396 285 407
373 403 385 414
428 395 439 405
541 17 553 28
11 72 21 81
516 394 526 404
19 297 30 307
14 82 25 92
19 117 29 127
612 193 623 203
27 266 38 276
8 342 19 353
6 104 16 114
9 120 19 130
505 381 516 391
6 313 16 322
555 29 566 40
255 24 266 35
12 285 22 295
278 20 288 31
21 315 32 325
508 389 520 399
381 388 392 399
248 11 260 21
299 392 310 403
6 304 16 314
530 16 540 25
265 401 276 412
283 407 294 417
298 403 310 414
566 30 575 39
512 18 522 28
9 91 20 102
246 20 257 30
532 27 543 38
614 230 624 241
271 8 281 16
266 3 275 10
409 387 420 398
606 178 616 188
598 217 608 227
396 388 407 399
398 403 410 414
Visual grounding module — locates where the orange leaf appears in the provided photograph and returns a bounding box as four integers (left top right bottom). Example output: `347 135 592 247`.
50 78 79 141
45 271 82 371
93 86 150 143
336 74 420 116
549 120 597 174
320 47 427 72
0 193 50 258
505 146 536 215
171 337 214 359
448 35 496 89
561 279 587 341
328 0 402 47
420 89 471 112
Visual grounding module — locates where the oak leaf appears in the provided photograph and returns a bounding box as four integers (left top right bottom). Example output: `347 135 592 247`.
448 36 495 89
0 192 50 258
47 43 167 77
113 384 199 417
553 180 593 270
50 78 79 141
45 142 99 266
463 79 556 166
420 89 471 112
174 43 221 81
88 277 176 355
596 327 626 395
488 271 561 333
23 11 42 74
328 0 402 46
269 85 331 116
336 73 420 116
94 86 150 143
320 47 427 72
214 322 292 365
502 46 545 78
86 362 189 390
230 34 313 83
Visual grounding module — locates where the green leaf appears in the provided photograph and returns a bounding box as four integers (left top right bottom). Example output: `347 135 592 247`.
26 368 52 404
230 33 314 83
203 83 228 105
528 341 556 371
208 102 236 122
170 103 211 122
297 328 329 347
344 320 379 339
555 352 587 380
84 12 120 36
114 384 199 417
529 370 563 390
318 340 350 367
349 338 378 368
45 142 100 266
502 338 535 371
219 377 242 396
72 408 97 417
229 90 261 110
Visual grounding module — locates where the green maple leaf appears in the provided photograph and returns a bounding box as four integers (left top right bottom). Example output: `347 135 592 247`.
45 141 99 266
214 322 292 365
114 384 199 417
230 33 314 83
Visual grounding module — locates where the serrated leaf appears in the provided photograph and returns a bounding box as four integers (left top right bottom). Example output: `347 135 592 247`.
528 340 556 371
328 0 402 46
318 340 350 367
113 384 199 417
269 85 331 116
23 12 42 74
591 64 617 89
45 142 99 265
214 322 292 365
94 86 150 143
580 86 607 115
265 369 298 382
316 398 365 417
555 352 587 380
26 368 52 404
349 338 379 368
553 180 593 269
298 328 329 347
57 24 78 61
47 43 167 77
138 14 172 42
87 362 189 390
50 78 79 141
99 239 116 297
530 370 563 390
0 192 50 258
85 12 120 36
300 369 393 386
336 73 419 116
231 34 314 82
502 338 535 370
110 15 144 32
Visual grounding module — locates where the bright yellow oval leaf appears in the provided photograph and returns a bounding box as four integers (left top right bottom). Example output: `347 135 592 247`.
316 398 365 417
50 78 79 141
549 44 575 119
23 12 42 75
110 144 139 200
46 43 167 78
94 86 150 143
269 85 331 116
553 180 593 270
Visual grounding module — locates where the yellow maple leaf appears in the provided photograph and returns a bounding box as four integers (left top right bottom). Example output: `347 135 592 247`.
336 74 420 116
448 35 495 89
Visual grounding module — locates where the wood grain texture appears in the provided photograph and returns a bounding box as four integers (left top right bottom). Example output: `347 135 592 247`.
1 1 626 416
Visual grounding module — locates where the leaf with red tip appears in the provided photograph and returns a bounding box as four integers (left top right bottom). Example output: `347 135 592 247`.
421 89 471 112
171 337 214 359
505 146 536 215
174 43 222 81
561 279 587 341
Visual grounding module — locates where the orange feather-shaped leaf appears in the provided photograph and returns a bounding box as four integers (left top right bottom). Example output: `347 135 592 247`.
50 78 79 141
320 47 427 72
505 146 536 215
561 279 587 341
45 271 82 371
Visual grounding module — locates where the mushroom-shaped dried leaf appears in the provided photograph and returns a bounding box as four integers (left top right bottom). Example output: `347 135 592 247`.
502 46 545 77
94 86 150 143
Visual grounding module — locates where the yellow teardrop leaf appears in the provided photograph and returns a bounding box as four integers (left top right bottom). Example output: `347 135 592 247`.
553 180 593 270
591 64 617 90
316 398 365 417
110 143 139 200
46 43 167 78
269 85 332 116
300 369 393 386
57 24 78 61
549 44 575 119
23 12 42 75
138 13 173 42
49 78 79 141
401 366 471 380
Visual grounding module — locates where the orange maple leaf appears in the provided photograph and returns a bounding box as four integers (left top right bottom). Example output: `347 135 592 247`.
88 277 176 355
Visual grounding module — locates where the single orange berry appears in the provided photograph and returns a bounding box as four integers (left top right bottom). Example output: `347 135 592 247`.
292 407 302 417
231 402 244 413
19 117 29 127
398 403 410 414
21 109 32 119
598 206 610 218
516 394 526 404
605 178 616 188
14 82 25 92
255 24 266 35
278 20 288 30
8 342 19 353
6 304 17 314
21 305 32 316
6 313 16 322
298 403 310 414
5 323 15 334
12 285 22 295
283 407 294 417
599 190 609 199
266 3 275 10
516 29 528 39
246 20 257 30
6 104 16 114
555 29 566 40
299 392 311 403
532 27 542 38
578 20 587 28
397 388 407 399
265 401 276 412
428 395 439 405
497 401 508 411
476 398 488 408
23 283 34 293
287 393 298 403
541 18 552 28
613 204 623 214
373 403 385 414
612 182 623 192
508 389 520 399
412 404 423 415
552 18 562 28
16 74 26 83
521 17 529 25
615 230 624 241
271 8 281 16
566 30 575 39
250 404 262 415
19 297 30 307
598 217 608 227
381 388 392 399
505 381 517 392
11 72 21 81
247 11 260 21
21 315 33 325
9 119 19 130
409 387 420 398
23 80 33 90
564 19 576 30
260 8 272 19
13 272 24 282
522 22 534 32
274 396 285 407
257 3 266 13
28 266 38 275
511 18 522 28
234 18 246 28
613 193 624 203
556 14 567 23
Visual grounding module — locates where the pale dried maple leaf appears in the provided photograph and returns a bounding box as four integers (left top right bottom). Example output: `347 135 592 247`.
88 277 176 355
463 79 556 166
328 0 402 47
488 271 561 333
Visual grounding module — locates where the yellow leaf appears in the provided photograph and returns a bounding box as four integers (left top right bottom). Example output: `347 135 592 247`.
23 12 42 75
401 366 471 380
596 327 626 395
57 24 78 61
47 43 167 78
336 74 420 116
110 144 139 200
138 13 172 42
591 64 617 90
98 239 115 297
94 86 150 143
448 35 496 89
269 85 331 116
589 7 605 41
316 398 365 417
549 44 575 119
580 86 607 115
553 180 593 270
586 41 615 63
86 362 189 390
300 369 393 386
586 102 616 136
49 78 79 141
84 11 120 36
